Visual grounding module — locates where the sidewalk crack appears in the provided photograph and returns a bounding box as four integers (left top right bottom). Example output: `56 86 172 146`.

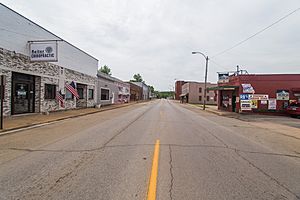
169 145 174 200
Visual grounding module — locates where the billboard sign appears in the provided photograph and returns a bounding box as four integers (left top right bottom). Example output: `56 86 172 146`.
29 42 58 62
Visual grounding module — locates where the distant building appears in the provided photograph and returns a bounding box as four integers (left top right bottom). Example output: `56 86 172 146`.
0 4 98 116
130 82 149 100
128 82 143 101
180 82 217 104
97 72 130 105
210 73 300 113
175 80 186 100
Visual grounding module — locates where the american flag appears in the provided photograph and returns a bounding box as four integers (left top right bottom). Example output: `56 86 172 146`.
66 81 79 99
56 90 64 107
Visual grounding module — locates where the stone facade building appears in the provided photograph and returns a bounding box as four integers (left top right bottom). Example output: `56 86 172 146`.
0 4 98 117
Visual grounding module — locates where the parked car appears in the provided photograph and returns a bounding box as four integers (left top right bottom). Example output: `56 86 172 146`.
286 102 300 117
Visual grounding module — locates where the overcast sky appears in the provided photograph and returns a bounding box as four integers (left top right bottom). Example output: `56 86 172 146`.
1 0 300 90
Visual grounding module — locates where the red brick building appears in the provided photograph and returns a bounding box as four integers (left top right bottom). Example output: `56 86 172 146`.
175 81 186 100
210 74 300 114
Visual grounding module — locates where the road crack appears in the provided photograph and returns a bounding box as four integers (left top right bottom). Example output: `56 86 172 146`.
235 150 300 199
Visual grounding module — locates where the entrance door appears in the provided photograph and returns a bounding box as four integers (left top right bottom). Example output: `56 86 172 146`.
12 73 35 115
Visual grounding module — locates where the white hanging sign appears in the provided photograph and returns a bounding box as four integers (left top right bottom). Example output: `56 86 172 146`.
29 42 58 62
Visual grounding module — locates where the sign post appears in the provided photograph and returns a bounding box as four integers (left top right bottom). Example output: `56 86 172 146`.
0 75 5 129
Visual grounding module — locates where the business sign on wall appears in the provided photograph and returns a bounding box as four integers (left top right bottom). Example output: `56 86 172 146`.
29 42 58 62
268 98 277 110
276 90 289 100
249 94 269 100
251 100 258 109
240 100 251 111
241 84 255 93
240 94 250 100
218 73 229 83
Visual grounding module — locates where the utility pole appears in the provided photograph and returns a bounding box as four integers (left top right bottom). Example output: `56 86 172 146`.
192 52 209 110
203 56 209 110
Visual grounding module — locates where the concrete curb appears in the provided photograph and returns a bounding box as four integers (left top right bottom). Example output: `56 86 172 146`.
0 102 138 136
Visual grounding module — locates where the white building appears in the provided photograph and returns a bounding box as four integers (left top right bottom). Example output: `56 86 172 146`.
97 72 130 105
0 4 98 116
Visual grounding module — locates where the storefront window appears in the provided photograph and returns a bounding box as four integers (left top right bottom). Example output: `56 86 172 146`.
101 88 110 100
66 90 73 100
45 84 56 99
88 89 94 100
77 88 84 99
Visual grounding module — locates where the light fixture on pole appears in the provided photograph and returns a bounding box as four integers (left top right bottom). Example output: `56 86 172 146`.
192 51 209 110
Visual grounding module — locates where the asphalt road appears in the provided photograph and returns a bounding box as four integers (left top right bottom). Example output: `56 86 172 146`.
0 99 299 200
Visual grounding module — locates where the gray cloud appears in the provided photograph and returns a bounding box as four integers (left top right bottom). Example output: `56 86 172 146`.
1 0 300 90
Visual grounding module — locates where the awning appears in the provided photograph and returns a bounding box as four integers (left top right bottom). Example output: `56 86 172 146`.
208 86 239 91
180 93 188 97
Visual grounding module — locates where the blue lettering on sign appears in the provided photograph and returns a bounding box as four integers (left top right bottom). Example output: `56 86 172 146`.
240 94 250 100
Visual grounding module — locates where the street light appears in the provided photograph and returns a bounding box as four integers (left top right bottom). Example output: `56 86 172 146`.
192 51 209 110
174 78 177 100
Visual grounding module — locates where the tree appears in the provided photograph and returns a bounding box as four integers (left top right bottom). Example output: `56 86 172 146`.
98 65 112 75
157 91 174 99
149 86 155 93
131 73 143 82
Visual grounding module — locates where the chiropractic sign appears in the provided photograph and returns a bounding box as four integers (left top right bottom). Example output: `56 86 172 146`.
29 41 58 62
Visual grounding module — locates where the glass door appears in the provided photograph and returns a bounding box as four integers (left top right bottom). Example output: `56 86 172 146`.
12 82 34 114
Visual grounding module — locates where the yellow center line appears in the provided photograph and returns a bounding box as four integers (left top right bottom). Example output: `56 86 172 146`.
147 139 160 200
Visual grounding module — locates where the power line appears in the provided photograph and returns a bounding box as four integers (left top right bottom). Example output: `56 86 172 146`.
209 59 229 70
212 7 300 58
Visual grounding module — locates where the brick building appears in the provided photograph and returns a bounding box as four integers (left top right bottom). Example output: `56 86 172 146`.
175 80 186 100
180 82 217 104
210 74 300 113
128 82 143 101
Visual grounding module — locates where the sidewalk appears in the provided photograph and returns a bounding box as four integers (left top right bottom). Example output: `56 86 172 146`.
1 102 138 134
186 103 300 131
188 104 239 118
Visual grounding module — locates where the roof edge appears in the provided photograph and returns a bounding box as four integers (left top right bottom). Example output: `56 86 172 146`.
0 3 98 61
